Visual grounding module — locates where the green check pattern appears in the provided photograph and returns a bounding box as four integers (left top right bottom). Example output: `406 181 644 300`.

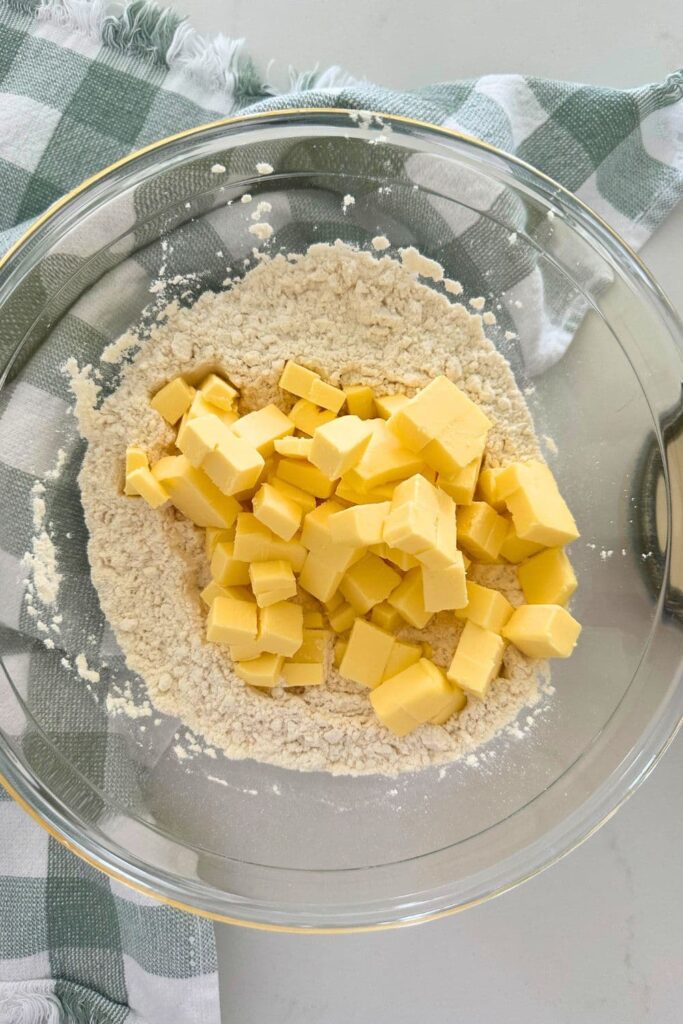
0 1 682 1021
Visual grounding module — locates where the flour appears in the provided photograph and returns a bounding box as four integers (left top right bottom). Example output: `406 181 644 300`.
72 242 544 776
23 481 61 606
255 162 274 175
248 222 273 240
371 236 390 251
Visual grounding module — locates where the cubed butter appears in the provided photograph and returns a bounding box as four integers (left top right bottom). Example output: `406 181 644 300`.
447 620 505 698
387 375 491 455
344 385 375 419
276 457 335 499
199 372 238 410
371 659 456 734
339 552 401 615
234 653 284 687
187 391 238 427
282 663 325 686
335 478 396 504
387 567 433 629
328 502 391 547
176 413 234 468
211 540 251 587
233 513 306 571
430 682 467 725
152 455 239 528
288 399 336 436
383 497 437 556
124 446 148 495
150 376 195 425
371 602 402 632
421 417 488 475
417 489 458 570
499 519 544 563
232 404 294 456
454 580 514 632
206 594 258 645
126 466 169 509
205 525 235 559
371 544 420 572
517 547 577 606
375 393 409 419
383 640 422 680
200 580 230 607
269 477 316 514
274 437 313 459
456 501 508 563
252 482 302 541
334 638 348 667
476 466 507 511
310 415 374 479
298 550 345 603
328 602 356 633
201 433 264 496
339 619 396 688
249 560 297 606
258 601 304 657
345 421 424 490
502 604 581 658
303 609 325 628
279 360 319 400
283 627 329 686
437 456 481 505
422 551 468 612
495 461 580 546
309 376 346 413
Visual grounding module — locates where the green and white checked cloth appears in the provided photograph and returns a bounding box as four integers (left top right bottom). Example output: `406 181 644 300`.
0 1 682 1021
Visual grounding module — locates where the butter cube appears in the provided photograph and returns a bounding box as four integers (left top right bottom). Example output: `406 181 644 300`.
325 591 344 613
258 601 304 657
230 637 264 662
421 418 488 475
249 560 297 607
187 391 238 427
345 421 424 490
417 489 458 570
279 361 319 399
371 544 420 572
252 482 302 541
301 500 347 551
387 567 433 629
310 415 374 479
335 478 396 504
454 580 514 632
176 413 234 468
282 663 325 686
124 446 148 495
269 477 316 514
447 620 505 698
328 502 391 547
369 691 420 736
371 659 456 732
126 467 169 509
517 547 577 606
383 640 422 680
502 604 581 658
499 519 544 563
328 602 356 633
283 627 329 686
383 499 437 556
274 437 313 459
276 458 335 499
303 609 325 628
340 553 401 615
334 638 348 667
309 376 346 414
200 580 230 607
495 461 579 546
211 540 251 587
370 602 402 632
430 683 467 725
422 552 468 612
152 455 239 528
288 399 336 436
339 619 396 688
456 501 508 563
199 373 238 410
233 513 306 571
476 466 507 511
235 653 284 687
200 432 264 496
205 525 235 559
375 393 409 419
388 376 491 454
344 385 375 420
232 404 294 456
437 456 481 505
150 376 195 424
298 550 345 603
207 595 258 645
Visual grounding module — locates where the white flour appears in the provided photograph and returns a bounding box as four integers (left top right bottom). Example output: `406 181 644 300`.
71 242 545 776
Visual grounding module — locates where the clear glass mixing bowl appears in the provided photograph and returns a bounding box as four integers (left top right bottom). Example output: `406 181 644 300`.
0 110 681 932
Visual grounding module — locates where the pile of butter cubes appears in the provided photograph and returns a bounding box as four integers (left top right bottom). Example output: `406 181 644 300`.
124 362 581 737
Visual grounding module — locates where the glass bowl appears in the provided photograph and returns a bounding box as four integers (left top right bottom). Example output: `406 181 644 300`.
0 110 681 932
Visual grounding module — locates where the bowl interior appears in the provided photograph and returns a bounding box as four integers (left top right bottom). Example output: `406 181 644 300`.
0 113 681 928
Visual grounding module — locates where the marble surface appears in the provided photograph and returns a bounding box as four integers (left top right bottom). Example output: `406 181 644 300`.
169 1 683 1019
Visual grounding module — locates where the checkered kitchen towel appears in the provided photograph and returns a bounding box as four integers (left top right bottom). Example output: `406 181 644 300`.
1 1 682 1021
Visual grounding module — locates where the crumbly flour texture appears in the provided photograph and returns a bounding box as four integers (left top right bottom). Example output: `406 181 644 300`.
72 242 545 776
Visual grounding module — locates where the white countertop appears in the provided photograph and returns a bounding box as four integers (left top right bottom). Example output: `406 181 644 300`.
171 1 683 1019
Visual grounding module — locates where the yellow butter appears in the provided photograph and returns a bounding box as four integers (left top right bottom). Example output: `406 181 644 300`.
211 540 251 587
421 418 488 475
252 482 302 541
152 455 239 528
328 602 356 633
476 466 507 511
235 653 285 687
495 461 579 546
258 601 304 657
339 618 396 688
456 501 508 563
282 662 325 686
249 560 297 607
200 431 264 496
437 456 481 505
517 547 577 606
124 446 148 495
369 691 420 736
454 580 514 632
422 552 468 612
344 385 375 420
388 375 491 455
279 360 319 400
344 421 424 490
288 399 336 436
339 552 402 615
275 457 335 499
447 620 505 698
126 466 169 509
186 391 238 427
205 526 235 559
150 376 195 425
274 437 313 459
230 637 264 661
176 412 234 468
371 658 456 733
328 502 391 547
370 543 420 572
499 519 544 563
206 594 258 645
387 567 433 629
370 602 402 632
334 638 348 667
418 489 458 569
310 415 374 479
233 512 306 571
269 476 316 514
200 580 230 607
199 372 238 411
309 376 346 413
383 496 438 556
375 393 409 420
325 591 344 613
283 627 329 685
298 550 345 603
301 502 363 570
302 609 325 628
232 403 294 456
335 478 396 504
430 683 467 725
383 640 422 680
503 604 581 658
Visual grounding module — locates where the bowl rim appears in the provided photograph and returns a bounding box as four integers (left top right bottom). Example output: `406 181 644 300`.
0 107 682 933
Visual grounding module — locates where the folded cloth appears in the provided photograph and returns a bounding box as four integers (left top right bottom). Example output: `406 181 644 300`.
0 2 682 1022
